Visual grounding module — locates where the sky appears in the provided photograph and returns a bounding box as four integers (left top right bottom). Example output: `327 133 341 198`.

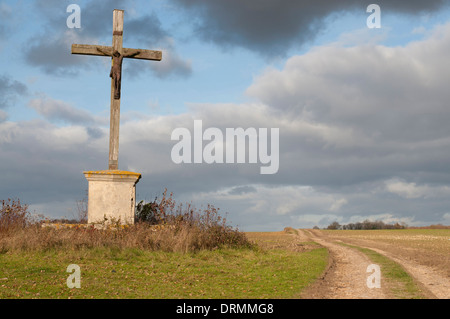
1 0 450 231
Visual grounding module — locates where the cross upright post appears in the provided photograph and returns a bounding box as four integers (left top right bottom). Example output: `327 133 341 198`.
72 9 162 170
108 9 123 170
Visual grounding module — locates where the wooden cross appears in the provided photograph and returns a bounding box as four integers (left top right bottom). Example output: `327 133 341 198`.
72 9 162 170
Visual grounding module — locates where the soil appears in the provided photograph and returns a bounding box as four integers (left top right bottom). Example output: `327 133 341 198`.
298 229 449 299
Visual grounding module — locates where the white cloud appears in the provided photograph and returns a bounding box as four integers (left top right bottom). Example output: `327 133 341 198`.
385 180 428 199
246 22 450 144
0 109 7 122
329 198 348 212
442 213 450 224
28 95 100 125
385 179 450 199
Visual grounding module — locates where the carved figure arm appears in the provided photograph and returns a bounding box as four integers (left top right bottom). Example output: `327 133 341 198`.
96 47 111 56
124 50 141 58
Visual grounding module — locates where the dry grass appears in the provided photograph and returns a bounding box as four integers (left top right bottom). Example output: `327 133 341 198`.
1 223 250 253
245 230 320 253
0 195 252 254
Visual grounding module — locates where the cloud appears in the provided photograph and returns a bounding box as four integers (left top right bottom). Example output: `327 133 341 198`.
186 183 434 230
125 38 192 79
330 198 348 212
443 213 450 224
24 30 92 76
0 75 27 109
385 180 430 199
124 12 170 45
0 118 108 218
28 95 98 125
188 184 344 230
385 179 450 199
0 3 12 18
0 110 7 122
0 2 13 46
246 22 450 145
228 185 257 195
148 46 192 79
171 0 449 56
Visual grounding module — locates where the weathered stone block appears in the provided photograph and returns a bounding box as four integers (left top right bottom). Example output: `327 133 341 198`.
84 170 141 225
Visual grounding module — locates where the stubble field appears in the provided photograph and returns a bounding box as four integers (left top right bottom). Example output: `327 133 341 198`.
320 229 450 277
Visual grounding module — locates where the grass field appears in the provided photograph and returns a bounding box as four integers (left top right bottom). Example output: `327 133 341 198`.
0 232 328 299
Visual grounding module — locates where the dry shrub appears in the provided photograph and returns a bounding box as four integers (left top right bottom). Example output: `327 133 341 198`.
0 199 31 235
0 192 252 253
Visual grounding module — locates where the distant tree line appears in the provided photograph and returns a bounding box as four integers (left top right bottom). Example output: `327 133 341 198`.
326 220 407 230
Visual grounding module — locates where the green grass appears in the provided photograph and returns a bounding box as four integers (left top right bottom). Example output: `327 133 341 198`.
0 246 328 299
339 243 427 299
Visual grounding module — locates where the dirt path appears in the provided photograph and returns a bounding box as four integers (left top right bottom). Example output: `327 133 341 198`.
299 229 389 298
300 229 449 299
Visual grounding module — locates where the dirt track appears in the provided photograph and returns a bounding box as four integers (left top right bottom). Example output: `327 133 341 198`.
299 229 449 299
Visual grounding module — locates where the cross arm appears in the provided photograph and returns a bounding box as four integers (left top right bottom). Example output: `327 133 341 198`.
72 44 113 56
72 44 162 61
122 48 162 61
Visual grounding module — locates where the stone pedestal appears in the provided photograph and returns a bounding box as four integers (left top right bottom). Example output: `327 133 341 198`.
84 170 141 225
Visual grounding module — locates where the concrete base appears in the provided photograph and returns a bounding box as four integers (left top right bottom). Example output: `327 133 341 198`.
84 170 141 225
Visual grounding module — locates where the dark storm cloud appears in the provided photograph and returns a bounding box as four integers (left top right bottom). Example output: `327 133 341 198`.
24 32 85 76
125 13 169 46
24 0 190 78
171 0 449 56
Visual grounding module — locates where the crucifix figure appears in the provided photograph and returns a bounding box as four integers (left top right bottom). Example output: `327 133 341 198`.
72 9 162 170
96 48 140 100
111 50 124 99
